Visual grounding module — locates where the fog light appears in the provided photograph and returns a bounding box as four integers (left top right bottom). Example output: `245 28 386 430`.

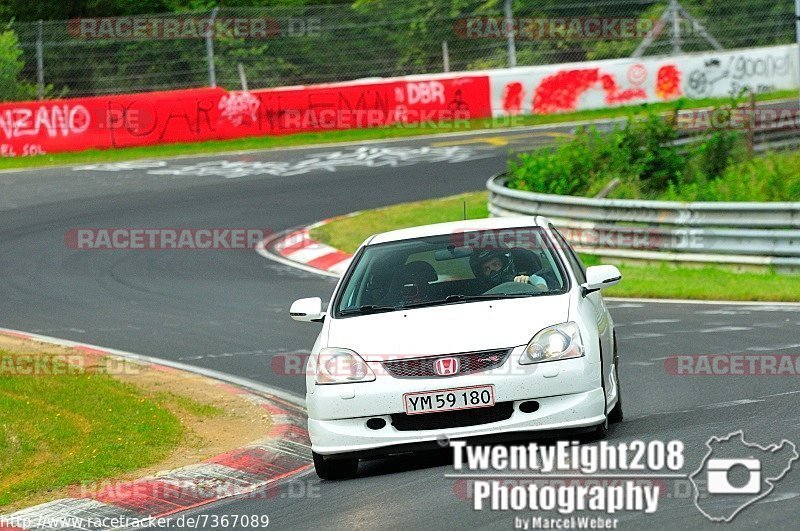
519 401 540 413
366 418 386 430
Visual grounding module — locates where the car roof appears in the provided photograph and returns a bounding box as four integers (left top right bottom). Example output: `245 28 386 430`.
367 216 546 246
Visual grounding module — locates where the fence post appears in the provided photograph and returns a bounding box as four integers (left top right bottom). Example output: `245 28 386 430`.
36 20 44 100
670 0 682 55
504 0 516 67
205 7 219 88
795 0 800 109
237 63 248 91
442 41 450 73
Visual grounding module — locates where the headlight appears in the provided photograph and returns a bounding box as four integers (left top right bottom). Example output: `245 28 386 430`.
520 322 584 365
315 348 376 385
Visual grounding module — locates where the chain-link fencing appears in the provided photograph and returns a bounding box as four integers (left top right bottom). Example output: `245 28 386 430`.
6 0 798 99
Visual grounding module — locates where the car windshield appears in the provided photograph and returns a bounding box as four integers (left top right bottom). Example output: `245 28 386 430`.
334 227 569 317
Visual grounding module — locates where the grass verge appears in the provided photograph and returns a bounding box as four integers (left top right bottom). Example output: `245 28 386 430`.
0 90 796 172
0 336 270 511
308 191 800 302
0 349 183 508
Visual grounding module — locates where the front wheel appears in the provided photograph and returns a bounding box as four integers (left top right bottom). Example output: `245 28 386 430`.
608 379 623 423
584 416 609 442
312 451 358 480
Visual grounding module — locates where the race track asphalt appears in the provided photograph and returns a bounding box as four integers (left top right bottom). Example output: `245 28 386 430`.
1 122 799 530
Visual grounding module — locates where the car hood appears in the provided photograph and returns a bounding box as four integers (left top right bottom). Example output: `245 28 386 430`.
326 294 571 361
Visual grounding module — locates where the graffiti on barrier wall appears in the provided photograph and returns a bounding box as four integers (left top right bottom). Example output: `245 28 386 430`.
218 91 261 127
1 45 795 155
0 76 491 156
498 64 681 116
489 44 797 118
531 68 648 114
684 51 793 98
0 105 91 139
655 65 682 100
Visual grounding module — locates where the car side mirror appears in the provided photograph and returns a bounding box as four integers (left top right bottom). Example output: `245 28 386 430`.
581 265 622 296
290 297 325 322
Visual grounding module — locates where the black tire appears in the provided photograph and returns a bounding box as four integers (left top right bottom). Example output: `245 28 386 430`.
312 451 358 480
608 337 623 424
608 394 623 424
583 335 611 443
583 416 609 442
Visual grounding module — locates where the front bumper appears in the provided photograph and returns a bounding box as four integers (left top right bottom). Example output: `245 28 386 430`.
307 347 604 456
310 388 605 456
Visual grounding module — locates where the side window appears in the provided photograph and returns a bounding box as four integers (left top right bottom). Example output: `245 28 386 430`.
549 225 586 284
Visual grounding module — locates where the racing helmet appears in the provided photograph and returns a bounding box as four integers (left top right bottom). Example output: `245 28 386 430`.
469 249 516 285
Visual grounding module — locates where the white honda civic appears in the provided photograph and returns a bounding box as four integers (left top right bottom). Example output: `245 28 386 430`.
290 216 623 480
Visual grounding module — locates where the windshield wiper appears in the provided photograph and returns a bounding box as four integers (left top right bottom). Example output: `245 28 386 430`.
400 293 533 310
339 304 398 316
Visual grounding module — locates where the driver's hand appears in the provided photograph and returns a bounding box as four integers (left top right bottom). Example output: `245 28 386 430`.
515 275 548 291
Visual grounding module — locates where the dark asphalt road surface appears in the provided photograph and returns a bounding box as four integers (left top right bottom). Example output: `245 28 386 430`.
1 121 799 530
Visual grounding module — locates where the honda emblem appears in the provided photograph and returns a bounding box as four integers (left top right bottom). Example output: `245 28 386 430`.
434 357 459 376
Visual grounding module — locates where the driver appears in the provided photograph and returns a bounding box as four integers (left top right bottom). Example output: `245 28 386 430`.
470 249 547 290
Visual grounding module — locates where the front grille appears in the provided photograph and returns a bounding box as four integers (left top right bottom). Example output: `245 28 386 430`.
382 349 511 379
391 402 514 431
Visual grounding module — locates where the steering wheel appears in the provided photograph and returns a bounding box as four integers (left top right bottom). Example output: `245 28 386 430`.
482 281 543 296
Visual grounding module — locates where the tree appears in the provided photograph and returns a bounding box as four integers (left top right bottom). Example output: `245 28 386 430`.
0 25 38 101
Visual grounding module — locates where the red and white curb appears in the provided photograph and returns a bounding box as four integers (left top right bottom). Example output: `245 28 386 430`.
0 328 312 531
257 217 355 278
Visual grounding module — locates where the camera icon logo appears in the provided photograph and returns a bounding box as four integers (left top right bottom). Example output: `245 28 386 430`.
690 431 798 522
706 458 761 494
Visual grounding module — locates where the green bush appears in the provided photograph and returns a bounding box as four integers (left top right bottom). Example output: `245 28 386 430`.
507 109 685 197
618 111 684 193
507 126 619 196
663 150 800 202
505 105 786 201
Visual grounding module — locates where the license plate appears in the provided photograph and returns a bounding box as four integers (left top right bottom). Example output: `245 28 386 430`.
403 385 495 415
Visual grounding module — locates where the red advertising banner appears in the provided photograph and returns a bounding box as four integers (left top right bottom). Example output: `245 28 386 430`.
0 76 491 156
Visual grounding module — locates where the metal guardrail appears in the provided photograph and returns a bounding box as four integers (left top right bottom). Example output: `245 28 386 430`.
487 174 800 268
